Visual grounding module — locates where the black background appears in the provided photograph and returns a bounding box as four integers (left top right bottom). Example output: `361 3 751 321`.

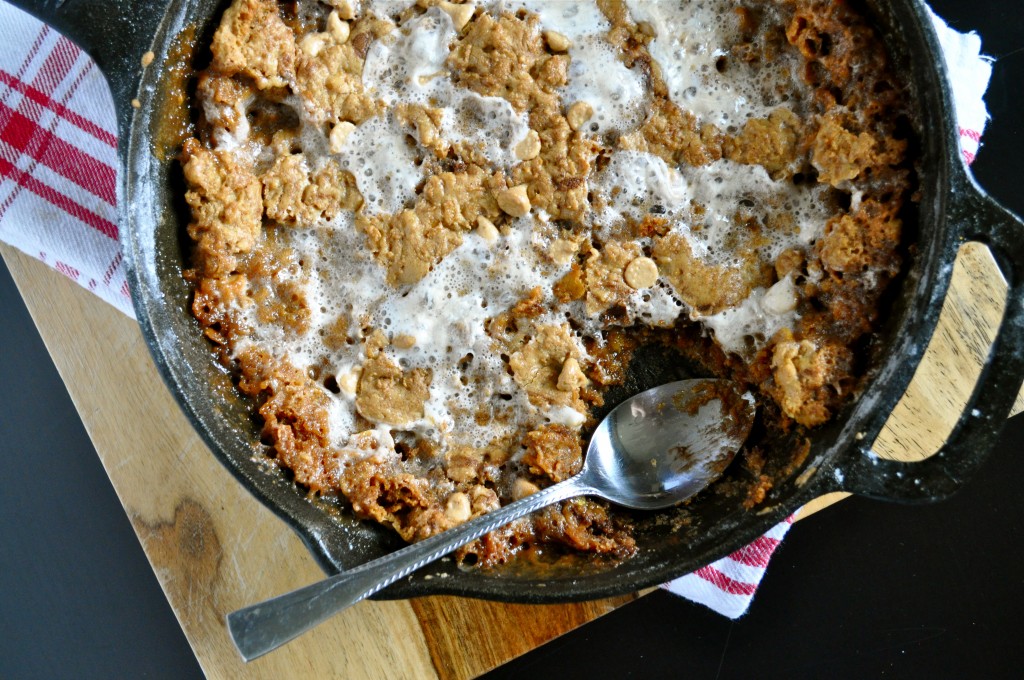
1 1 1022 678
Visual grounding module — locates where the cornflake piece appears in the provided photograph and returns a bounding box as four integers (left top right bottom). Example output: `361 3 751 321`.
567 101 594 131
624 257 659 290
497 185 531 217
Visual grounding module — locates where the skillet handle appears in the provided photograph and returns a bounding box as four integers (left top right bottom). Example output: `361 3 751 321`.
834 179 1024 502
4 0 166 140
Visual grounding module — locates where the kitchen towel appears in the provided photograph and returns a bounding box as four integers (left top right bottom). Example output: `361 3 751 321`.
0 2 993 619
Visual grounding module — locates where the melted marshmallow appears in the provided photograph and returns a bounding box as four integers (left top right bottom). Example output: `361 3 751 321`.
591 150 690 228
560 35 648 133
217 0 838 461
680 158 831 266
363 7 530 167
334 112 422 215
704 275 800 354
442 93 532 168
363 7 454 107
625 0 802 127
491 0 610 43
591 151 829 351
247 207 575 448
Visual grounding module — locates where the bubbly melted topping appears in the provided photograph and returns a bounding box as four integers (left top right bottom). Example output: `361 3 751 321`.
218 1 837 446
184 0 913 559
625 0 804 127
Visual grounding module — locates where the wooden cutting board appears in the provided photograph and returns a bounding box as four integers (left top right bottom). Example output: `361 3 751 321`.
2 239 1021 679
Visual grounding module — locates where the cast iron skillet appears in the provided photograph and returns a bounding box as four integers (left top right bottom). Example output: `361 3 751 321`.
14 0 1024 603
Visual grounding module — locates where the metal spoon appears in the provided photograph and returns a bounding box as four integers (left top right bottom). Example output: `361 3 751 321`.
228 379 755 661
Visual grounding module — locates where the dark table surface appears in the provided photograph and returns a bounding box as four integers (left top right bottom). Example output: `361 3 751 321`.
2 1 1022 678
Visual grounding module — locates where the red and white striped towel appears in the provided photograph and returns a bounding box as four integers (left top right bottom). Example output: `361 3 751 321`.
0 5 126 314
0 2 992 619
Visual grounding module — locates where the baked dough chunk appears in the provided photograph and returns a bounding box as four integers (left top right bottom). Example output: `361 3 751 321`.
357 168 505 286
191 274 251 345
293 15 389 127
819 199 902 274
510 107 600 222
724 108 804 178
262 153 361 224
448 12 564 112
210 0 296 89
356 332 432 426
237 348 334 492
534 498 636 558
337 456 447 541
653 233 771 315
619 98 724 169
769 334 853 427
335 440 505 541
509 323 587 413
181 138 262 276
522 424 582 483
583 241 643 318
195 73 254 138
811 115 904 187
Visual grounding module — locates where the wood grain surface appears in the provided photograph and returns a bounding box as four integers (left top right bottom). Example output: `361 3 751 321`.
2 238 1020 679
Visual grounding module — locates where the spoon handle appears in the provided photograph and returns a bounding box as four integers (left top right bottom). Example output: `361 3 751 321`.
228 476 594 661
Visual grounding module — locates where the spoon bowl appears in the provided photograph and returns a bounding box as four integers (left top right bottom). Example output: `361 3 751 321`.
584 379 757 510
228 379 755 661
